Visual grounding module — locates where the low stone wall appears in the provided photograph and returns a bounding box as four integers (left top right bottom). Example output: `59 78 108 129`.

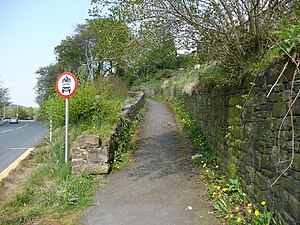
164 60 300 224
72 92 145 174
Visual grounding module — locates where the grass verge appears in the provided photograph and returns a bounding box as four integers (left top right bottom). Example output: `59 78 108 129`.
0 103 146 225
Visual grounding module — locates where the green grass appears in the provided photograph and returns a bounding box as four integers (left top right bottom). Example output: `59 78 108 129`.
0 96 146 224
0 122 107 224
0 136 98 224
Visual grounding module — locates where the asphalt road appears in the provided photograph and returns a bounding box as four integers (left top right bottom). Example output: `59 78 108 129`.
0 120 48 173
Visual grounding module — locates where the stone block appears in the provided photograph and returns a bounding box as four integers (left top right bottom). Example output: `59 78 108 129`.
84 163 109 174
290 170 300 181
272 101 287 118
292 154 300 171
255 72 266 87
292 99 300 116
87 148 108 163
78 135 101 149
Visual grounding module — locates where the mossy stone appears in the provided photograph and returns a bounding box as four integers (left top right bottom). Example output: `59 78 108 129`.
292 154 300 171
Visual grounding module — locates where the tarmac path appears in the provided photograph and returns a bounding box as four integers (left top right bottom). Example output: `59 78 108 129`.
83 99 221 225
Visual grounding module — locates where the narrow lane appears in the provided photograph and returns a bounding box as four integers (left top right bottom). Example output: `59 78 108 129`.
83 99 221 225
0 120 48 173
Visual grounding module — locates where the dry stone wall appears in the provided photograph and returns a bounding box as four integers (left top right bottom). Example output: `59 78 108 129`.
168 61 300 224
72 92 145 175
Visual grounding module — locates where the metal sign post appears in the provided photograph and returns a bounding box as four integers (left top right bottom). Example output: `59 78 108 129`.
65 98 69 163
50 116 53 143
56 72 77 163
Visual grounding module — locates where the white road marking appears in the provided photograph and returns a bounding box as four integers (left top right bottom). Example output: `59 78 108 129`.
1 129 13 133
0 122 29 133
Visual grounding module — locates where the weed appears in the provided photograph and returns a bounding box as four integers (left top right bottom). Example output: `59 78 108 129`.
170 97 282 225
113 106 145 170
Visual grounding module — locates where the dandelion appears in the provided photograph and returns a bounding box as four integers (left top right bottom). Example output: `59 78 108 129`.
248 209 252 214
247 203 252 207
225 215 229 219
254 210 260 216
212 192 216 197
229 214 234 219
237 217 242 223
216 186 221 191
222 188 228 192
235 206 240 211
261 201 266 206
192 154 199 160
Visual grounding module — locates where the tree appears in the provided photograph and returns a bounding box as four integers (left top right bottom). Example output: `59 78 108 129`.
0 78 10 111
91 0 298 73
88 18 134 75
34 64 62 105
54 23 100 80
134 23 177 75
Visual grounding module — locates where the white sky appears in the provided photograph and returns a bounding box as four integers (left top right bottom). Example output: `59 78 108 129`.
0 0 92 107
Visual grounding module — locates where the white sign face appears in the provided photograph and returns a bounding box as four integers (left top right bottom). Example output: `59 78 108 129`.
56 72 77 98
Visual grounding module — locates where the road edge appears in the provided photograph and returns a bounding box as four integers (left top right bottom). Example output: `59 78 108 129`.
0 119 7 126
0 147 34 181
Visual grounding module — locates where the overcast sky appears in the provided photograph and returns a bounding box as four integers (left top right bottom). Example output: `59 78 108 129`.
0 0 92 107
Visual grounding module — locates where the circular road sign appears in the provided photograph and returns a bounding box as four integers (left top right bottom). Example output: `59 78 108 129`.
56 72 77 98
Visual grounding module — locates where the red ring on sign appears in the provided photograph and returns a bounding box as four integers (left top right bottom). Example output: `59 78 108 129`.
56 72 77 98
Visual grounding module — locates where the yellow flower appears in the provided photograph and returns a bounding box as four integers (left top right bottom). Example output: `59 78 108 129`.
247 203 252 207
216 186 221 191
237 217 242 223
261 201 266 206
248 209 252 214
254 210 260 216
229 214 234 219
222 188 228 192
225 215 229 219
235 206 239 211
212 192 216 197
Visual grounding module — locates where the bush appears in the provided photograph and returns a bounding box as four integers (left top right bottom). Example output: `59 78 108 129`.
41 77 127 130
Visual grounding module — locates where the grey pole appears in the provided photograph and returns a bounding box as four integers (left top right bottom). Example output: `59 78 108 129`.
50 116 53 143
65 98 69 163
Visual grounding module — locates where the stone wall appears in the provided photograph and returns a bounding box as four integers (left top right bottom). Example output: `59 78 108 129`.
72 92 145 174
169 61 299 224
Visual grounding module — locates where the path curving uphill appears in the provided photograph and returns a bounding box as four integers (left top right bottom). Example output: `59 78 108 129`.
83 99 221 225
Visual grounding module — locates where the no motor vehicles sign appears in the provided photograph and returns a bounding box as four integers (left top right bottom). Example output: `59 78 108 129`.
55 71 77 163
56 72 77 98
